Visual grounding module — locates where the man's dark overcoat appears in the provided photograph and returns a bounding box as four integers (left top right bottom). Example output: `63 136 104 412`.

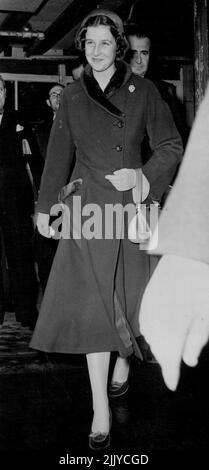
35 111 60 293
0 109 43 324
31 62 183 357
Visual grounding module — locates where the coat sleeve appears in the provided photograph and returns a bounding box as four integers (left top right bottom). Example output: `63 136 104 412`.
142 81 183 202
153 80 188 146
36 89 75 214
22 125 44 192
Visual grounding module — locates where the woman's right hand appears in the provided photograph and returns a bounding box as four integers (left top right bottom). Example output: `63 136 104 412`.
36 212 51 238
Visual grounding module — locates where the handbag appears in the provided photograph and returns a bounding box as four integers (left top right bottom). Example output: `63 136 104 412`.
128 169 152 244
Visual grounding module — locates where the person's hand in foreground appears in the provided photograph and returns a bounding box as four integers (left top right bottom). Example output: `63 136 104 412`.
139 255 209 390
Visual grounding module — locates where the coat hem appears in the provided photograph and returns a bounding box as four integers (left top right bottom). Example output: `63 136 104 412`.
30 344 135 357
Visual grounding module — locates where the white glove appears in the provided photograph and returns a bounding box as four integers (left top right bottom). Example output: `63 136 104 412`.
105 168 136 191
139 255 209 391
36 212 52 238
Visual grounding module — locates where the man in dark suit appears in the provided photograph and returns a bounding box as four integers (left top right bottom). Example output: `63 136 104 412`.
125 27 186 359
36 83 64 161
125 25 187 146
0 75 43 328
36 83 64 292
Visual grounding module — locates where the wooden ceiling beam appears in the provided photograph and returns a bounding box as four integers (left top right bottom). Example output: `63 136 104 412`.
1 12 31 29
0 1 50 54
25 0 105 57
0 0 44 13
0 12 33 53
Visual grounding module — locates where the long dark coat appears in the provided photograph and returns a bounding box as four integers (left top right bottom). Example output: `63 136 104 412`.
30 62 183 358
0 109 43 322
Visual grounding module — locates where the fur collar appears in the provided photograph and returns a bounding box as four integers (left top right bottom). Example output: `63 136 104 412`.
81 61 132 117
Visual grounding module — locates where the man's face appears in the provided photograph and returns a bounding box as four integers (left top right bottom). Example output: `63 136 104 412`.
48 85 63 113
0 79 6 112
128 35 150 77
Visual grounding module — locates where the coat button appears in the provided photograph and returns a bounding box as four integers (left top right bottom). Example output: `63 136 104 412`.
115 145 122 152
113 120 124 128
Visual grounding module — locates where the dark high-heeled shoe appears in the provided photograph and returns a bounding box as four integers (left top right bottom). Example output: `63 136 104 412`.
89 408 112 451
89 431 110 451
108 378 129 398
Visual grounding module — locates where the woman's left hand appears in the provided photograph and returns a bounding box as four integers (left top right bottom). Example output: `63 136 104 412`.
105 168 136 191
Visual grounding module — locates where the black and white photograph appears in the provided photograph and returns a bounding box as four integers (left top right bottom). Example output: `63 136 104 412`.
0 0 208 468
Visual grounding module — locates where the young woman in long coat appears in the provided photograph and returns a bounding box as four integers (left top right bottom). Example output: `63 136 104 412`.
30 10 183 449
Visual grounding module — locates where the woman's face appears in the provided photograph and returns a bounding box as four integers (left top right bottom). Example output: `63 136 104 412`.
85 25 117 73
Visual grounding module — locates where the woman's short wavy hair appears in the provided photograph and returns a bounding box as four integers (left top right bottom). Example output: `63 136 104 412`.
75 14 129 60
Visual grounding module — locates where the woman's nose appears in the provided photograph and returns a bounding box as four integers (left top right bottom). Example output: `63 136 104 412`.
94 43 100 55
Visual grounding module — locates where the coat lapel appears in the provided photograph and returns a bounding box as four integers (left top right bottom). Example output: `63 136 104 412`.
81 61 132 118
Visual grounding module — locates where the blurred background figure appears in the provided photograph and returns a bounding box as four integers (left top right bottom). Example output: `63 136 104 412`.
126 29 150 78
125 25 187 147
47 83 64 117
37 83 65 161
139 82 209 391
36 83 65 293
0 75 43 329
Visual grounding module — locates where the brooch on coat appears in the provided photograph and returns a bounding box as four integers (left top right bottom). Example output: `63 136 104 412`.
128 85 135 93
